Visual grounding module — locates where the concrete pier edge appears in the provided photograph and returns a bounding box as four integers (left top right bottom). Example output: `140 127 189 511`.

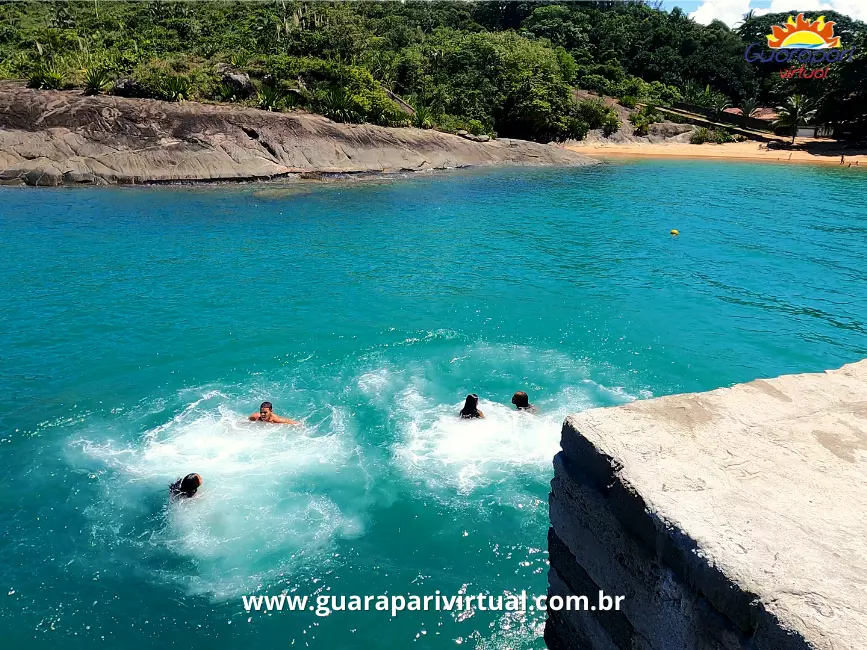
546 360 867 650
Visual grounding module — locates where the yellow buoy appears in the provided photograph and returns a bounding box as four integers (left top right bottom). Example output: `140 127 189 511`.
670 229 679 236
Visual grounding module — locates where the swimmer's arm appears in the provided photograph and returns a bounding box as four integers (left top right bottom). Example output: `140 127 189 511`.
477 410 485 418
249 413 261 421
271 415 300 425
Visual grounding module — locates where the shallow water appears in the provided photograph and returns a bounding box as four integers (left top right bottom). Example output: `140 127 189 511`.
1 161 866 649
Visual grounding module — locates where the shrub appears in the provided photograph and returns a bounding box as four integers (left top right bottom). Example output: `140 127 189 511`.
601 112 621 137
575 98 609 129
257 84 283 111
631 114 651 136
28 60 65 89
230 51 251 69
436 113 494 136
466 119 485 136
83 66 111 95
630 104 664 135
711 129 736 144
216 82 238 102
648 81 682 106
579 74 610 95
565 117 590 141
158 75 191 102
618 76 648 99
690 127 736 144
619 95 637 109
316 87 361 123
690 127 710 144
412 105 434 129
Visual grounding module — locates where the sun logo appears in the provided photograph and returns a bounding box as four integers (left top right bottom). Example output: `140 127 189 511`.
767 14 841 49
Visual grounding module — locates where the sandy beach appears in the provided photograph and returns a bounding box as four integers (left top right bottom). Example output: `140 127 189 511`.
565 140 867 168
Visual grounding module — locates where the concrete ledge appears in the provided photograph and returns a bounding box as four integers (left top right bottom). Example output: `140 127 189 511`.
547 360 867 650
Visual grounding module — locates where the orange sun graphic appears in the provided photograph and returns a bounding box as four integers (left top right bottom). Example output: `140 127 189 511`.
767 14 841 49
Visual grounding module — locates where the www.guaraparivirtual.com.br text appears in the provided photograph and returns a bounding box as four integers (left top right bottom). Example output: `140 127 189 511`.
242 590 625 618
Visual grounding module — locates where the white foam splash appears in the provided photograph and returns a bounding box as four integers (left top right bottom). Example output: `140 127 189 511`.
74 396 368 599
392 378 642 497
394 398 560 494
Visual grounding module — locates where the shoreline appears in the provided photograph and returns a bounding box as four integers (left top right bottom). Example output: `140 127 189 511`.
0 162 569 191
566 141 867 169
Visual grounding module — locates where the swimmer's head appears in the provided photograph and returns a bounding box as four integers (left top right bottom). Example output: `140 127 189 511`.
259 401 273 420
461 394 479 414
172 473 203 498
511 391 530 409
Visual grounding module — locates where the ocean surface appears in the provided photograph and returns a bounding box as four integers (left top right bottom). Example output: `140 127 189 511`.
1 160 866 649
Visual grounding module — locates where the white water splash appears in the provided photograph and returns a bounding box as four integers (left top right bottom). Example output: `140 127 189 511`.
73 393 369 599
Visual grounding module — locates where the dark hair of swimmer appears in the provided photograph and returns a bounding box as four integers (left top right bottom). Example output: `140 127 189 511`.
460 394 482 418
512 391 530 409
170 473 203 498
260 401 273 411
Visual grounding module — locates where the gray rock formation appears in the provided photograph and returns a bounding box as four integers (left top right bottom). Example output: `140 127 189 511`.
112 77 149 98
215 63 255 99
547 359 867 650
579 121 695 145
0 82 596 186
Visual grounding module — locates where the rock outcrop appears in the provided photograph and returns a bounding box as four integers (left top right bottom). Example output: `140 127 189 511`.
547 360 867 650
215 63 256 99
0 82 596 186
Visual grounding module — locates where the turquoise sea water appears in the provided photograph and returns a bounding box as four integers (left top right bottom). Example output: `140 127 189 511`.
1 160 866 649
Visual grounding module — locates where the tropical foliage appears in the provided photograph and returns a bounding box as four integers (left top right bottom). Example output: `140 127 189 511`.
82 65 111 95
0 1 864 140
690 127 740 144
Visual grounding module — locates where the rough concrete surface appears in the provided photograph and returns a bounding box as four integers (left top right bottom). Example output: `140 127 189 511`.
551 359 867 650
0 82 597 185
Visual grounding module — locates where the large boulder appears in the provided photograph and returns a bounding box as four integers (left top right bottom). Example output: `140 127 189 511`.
111 77 149 98
648 121 693 138
215 63 255 99
455 130 490 143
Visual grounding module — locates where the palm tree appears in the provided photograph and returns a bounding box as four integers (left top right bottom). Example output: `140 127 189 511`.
774 95 818 143
736 9 757 38
739 97 759 126
711 94 730 121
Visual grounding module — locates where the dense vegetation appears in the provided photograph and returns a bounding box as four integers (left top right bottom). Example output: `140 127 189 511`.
0 1 864 141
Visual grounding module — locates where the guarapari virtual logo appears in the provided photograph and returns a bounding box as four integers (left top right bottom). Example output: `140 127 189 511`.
744 14 855 80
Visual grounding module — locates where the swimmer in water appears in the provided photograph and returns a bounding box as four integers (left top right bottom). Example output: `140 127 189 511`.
511 391 537 413
459 394 484 419
170 473 202 499
249 401 299 424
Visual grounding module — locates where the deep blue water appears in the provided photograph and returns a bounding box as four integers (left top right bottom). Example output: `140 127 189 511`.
1 160 865 649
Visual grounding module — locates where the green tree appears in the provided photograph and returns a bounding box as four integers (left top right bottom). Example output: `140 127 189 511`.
739 96 759 126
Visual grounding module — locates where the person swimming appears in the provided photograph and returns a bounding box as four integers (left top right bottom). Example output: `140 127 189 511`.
170 473 202 499
511 391 537 413
459 394 484 419
249 401 299 424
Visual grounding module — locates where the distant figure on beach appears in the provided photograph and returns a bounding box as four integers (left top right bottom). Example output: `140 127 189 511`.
170 473 202 499
511 391 537 413
459 394 484 419
249 401 299 424
841 154 845 165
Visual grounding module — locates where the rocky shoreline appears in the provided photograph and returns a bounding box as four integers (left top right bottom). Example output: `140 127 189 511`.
0 82 597 186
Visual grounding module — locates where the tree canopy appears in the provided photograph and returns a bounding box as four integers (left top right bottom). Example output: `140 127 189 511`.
0 1 864 140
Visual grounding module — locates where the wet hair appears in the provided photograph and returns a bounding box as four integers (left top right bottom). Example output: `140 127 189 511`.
260 402 273 411
460 394 481 418
170 473 202 498
512 391 530 409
